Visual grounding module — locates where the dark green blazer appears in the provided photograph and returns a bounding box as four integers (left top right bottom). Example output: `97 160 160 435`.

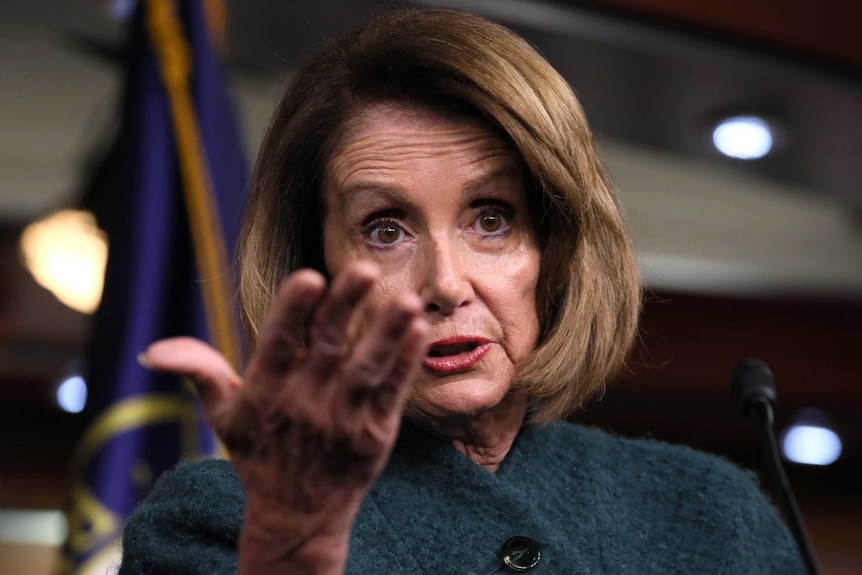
120 421 804 574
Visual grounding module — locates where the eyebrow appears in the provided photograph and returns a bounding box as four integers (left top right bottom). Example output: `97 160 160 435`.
337 181 411 204
460 166 524 198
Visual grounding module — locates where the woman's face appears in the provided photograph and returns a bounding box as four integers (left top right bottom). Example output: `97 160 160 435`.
323 104 541 421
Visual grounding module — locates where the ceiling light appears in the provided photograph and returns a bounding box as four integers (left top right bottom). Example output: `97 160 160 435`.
781 420 842 466
57 374 88 414
712 115 773 160
19 209 108 314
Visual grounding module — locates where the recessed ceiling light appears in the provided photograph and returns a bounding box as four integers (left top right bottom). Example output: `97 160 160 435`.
712 115 773 160
781 422 842 466
57 375 88 414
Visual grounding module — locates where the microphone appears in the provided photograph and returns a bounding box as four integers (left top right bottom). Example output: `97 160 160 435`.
730 359 820 575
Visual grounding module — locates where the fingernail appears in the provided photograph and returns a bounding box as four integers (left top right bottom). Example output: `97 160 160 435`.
137 352 152 369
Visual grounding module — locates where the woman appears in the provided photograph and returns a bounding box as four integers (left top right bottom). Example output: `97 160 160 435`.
121 7 803 575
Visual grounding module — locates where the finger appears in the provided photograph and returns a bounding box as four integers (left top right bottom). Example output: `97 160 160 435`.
304 261 379 378
139 337 242 425
347 316 429 460
370 314 430 420
341 292 425 401
251 269 327 380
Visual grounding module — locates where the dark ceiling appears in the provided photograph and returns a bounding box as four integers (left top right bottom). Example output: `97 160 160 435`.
220 0 862 215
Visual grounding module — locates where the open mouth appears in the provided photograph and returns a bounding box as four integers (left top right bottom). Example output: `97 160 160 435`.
423 337 492 373
428 340 481 357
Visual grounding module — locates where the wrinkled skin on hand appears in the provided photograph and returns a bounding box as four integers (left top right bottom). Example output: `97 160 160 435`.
139 261 430 574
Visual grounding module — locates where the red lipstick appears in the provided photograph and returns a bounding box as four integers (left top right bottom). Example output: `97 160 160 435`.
423 336 492 374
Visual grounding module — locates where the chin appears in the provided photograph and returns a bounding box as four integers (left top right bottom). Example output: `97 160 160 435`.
406 375 512 420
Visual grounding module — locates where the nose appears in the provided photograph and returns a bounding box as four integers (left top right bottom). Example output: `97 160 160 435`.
419 232 473 316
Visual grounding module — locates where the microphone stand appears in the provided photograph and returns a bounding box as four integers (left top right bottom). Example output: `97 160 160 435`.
747 397 820 575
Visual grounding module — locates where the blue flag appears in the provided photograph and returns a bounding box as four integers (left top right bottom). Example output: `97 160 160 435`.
61 1 247 572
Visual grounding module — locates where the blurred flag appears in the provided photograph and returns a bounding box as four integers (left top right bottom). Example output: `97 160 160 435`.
59 1 247 573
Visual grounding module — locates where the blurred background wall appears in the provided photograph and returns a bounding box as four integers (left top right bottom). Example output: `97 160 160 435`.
0 1 860 573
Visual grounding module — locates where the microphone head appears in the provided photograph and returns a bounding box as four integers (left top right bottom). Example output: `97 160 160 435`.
730 358 777 416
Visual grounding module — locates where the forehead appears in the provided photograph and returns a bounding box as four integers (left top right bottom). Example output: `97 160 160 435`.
326 104 521 189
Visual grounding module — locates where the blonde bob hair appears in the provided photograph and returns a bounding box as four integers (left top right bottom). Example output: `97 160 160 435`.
237 7 641 422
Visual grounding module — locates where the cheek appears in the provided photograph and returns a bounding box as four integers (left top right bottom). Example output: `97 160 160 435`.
353 271 414 337
366 275 403 312
482 249 542 356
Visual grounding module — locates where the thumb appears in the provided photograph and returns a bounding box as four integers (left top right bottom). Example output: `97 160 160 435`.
139 336 243 419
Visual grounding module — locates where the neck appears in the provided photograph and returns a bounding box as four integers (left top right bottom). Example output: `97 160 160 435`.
407 392 528 473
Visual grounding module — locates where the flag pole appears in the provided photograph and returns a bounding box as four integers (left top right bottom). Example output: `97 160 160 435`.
145 0 242 369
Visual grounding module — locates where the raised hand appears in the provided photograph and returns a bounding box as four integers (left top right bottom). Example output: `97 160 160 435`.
139 261 430 574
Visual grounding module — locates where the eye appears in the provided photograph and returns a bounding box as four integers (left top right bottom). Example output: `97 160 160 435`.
361 211 408 248
479 211 503 232
373 222 403 244
474 204 512 235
